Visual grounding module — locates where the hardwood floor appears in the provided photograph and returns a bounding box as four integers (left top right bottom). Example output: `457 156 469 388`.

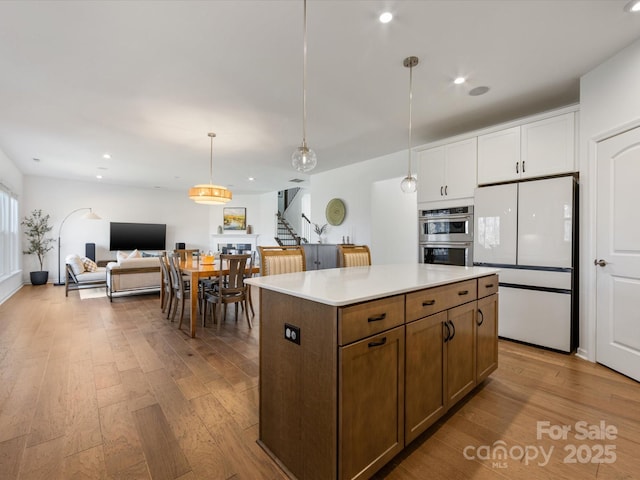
0 285 638 479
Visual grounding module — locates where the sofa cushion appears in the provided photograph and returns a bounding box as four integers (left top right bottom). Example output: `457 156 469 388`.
76 268 107 282
65 254 85 275
82 257 98 272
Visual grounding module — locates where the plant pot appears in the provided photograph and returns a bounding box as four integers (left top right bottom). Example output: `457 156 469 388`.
30 271 49 285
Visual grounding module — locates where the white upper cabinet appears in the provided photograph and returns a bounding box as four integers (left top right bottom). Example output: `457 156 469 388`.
417 137 477 203
477 126 521 185
477 111 576 185
520 112 575 179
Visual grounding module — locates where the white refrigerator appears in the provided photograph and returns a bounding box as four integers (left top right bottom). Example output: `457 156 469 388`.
474 176 577 352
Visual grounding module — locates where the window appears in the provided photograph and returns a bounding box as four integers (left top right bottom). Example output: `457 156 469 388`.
0 184 19 279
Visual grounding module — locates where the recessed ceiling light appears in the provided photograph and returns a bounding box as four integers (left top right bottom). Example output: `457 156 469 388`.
103 153 111 159
469 86 490 96
453 76 466 85
379 12 393 23
624 0 640 13
248 177 255 181
96 175 103 179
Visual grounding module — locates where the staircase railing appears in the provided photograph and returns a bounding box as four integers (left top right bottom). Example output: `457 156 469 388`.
275 212 302 246
301 213 311 245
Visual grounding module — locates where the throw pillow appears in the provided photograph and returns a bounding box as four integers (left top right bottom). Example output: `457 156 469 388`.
81 257 98 272
128 249 141 259
65 254 85 276
116 250 129 262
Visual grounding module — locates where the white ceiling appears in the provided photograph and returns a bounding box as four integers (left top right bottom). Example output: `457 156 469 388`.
1 1 639 195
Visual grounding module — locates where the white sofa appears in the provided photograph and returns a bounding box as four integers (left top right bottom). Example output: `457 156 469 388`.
106 256 161 301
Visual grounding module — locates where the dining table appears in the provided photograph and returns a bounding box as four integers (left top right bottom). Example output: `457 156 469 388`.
174 259 259 338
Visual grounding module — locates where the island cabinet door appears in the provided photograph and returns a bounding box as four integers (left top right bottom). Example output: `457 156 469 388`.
405 311 447 444
476 294 499 383
338 326 405 480
446 301 477 407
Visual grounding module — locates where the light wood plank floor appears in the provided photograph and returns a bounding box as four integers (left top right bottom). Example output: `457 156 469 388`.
0 285 638 479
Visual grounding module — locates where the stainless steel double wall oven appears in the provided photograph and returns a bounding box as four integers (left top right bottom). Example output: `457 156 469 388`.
419 206 474 266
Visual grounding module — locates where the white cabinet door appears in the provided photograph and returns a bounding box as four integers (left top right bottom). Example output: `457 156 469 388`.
444 138 477 199
517 176 574 268
417 138 477 202
477 126 520 185
473 183 518 265
417 147 446 203
521 112 575 179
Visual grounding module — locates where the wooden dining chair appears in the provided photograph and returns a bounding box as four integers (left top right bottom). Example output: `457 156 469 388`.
159 252 173 316
202 254 252 328
258 246 306 276
338 245 372 267
167 252 191 329
174 249 198 263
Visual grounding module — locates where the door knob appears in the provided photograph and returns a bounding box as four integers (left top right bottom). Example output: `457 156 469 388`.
594 259 608 267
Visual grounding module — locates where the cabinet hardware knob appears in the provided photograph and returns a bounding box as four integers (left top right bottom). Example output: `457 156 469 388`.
458 290 469 296
485 283 494 288
445 185 448 196
422 299 436 306
440 186 443 196
448 320 456 341
477 309 484 326
522 160 526 173
368 337 387 348
367 313 386 323
516 162 519 174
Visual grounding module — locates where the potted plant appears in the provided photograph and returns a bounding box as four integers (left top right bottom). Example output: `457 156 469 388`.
313 223 328 243
22 209 55 285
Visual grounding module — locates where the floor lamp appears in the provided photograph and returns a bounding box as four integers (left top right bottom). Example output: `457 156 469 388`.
53 208 102 286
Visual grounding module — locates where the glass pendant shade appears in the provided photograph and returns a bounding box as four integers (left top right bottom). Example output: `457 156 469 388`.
190 132 232 205
292 145 317 173
400 175 417 193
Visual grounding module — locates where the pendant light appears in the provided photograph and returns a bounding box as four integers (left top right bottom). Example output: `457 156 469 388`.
189 132 232 205
291 0 317 173
400 56 419 193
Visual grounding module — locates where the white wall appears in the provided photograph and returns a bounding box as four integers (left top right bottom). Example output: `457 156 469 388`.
22 176 278 284
0 148 24 303
310 150 417 263
578 36 640 361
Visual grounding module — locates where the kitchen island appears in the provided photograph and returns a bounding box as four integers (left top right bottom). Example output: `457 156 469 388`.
246 264 499 480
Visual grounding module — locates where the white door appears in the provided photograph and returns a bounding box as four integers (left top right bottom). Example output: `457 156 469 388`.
596 126 640 382
473 183 518 265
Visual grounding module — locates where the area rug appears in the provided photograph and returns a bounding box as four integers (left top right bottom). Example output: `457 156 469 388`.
79 287 107 300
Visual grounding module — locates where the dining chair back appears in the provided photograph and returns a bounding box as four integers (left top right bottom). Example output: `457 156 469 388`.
338 245 372 267
168 252 191 329
203 254 252 328
174 249 198 263
258 246 306 276
159 251 173 316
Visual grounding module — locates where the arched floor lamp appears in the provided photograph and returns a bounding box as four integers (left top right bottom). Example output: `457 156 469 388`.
53 208 102 286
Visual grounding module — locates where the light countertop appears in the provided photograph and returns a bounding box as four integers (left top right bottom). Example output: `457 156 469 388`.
245 264 499 306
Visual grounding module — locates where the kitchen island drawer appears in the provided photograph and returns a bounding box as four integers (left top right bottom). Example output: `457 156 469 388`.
478 274 499 298
338 295 405 346
406 279 477 322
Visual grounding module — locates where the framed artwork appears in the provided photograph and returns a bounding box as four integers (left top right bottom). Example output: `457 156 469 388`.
223 207 247 231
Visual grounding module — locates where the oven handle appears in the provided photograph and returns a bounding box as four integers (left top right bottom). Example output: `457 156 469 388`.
420 242 472 248
419 214 473 222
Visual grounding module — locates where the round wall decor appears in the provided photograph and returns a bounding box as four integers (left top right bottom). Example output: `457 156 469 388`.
325 198 346 226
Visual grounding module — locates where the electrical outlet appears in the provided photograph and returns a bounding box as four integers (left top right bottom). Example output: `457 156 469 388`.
284 323 301 345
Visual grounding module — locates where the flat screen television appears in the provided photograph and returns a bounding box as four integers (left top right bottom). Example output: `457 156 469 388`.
109 222 166 251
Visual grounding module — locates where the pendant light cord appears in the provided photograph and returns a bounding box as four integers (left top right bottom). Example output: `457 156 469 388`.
408 60 413 177
302 0 308 150
208 132 216 185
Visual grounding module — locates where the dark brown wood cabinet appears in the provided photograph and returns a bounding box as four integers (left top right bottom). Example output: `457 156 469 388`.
476 293 499 383
445 301 477 406
339 326 405 480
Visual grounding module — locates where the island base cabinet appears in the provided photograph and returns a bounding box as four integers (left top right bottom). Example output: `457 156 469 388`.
476 294 499 383
339 326 405 480
405 311 447 444
258 290 338 480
